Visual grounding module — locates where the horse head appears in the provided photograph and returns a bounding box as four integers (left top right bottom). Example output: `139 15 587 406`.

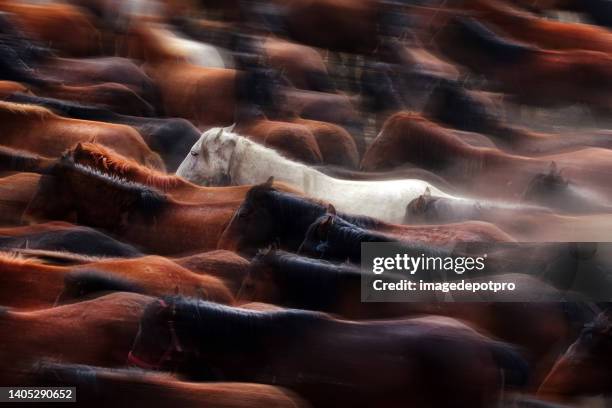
538 308 612 400
217 177 279 256
176 127 237 186
522 162 570 206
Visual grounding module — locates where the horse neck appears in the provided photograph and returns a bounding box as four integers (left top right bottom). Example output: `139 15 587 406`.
232 139 325 191
266 192 328 247
184 305 319 351
0 108 52 128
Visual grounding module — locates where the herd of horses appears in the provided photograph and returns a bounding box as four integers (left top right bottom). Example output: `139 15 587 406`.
1 0 612 407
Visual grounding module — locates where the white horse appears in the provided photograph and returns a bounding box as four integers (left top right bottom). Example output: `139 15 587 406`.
177 127 460 223
148 24 233 69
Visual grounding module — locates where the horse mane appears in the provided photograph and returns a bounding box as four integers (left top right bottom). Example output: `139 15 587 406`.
0 251 42 266
62 270 144 301
0 145 47 172
451 17 536 64
252 250 361 309
69 142 182 190
0 101 55 120
247 185 383 230
162 296 325 351
60 157 168 216
0 305 9 318
7 92 117 121
30 362 173 391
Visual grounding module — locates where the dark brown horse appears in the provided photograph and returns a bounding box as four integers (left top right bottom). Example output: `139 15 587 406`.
538 308 612 403
129 296 528 408
218 181 513 257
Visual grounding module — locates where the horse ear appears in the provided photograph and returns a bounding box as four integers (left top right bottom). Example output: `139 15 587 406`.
548 161 558 176
215 128 223 140
327 204 336 215
317 215 334 239
264 176 274 187
424 187 431 198
226 123 236 133
75 142 84 154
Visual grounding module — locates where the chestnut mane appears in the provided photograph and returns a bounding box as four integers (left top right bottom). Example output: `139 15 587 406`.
55 157 169 217
69 142 183 190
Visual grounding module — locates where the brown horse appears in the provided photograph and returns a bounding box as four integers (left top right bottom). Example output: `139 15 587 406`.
435 16 612 112
0 221 144 258
0 1 101 56
129 297 528 408
142 62 238 128
537 309 612 403
361 112 612 202
0 145 55 174
0 102 164 170
0 292 154 385
235 115 324 164
465 0 612 54
34 82 156 117
0 252 233 309
0 172 40 226
282 0 381 54
35 56 158 105
263 36 332 92
24 157 238 255
33 362 310 408
175 250 250 295
67 142 300 203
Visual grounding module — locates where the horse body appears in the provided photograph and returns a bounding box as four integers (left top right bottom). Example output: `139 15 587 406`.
0 221 143 258
0 292 154 385
129 298 527 408
24 158 237 255
33 363 310 408
406 194 612 241
0 251 233 308
217 183 513 257
363 112 612 203
0 172 40 226
177 128 455 223
0 102 164 170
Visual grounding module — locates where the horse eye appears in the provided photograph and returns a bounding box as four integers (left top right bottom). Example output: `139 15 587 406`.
190 151 199 157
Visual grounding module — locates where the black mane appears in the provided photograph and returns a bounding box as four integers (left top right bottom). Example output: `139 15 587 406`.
0 305 9 318
161 296 325 351
62 270 144 301
452 17 536 64
302 214 451 263
252 250 362 310
0 145 45 172
248 187 383 250
7 93 119 122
